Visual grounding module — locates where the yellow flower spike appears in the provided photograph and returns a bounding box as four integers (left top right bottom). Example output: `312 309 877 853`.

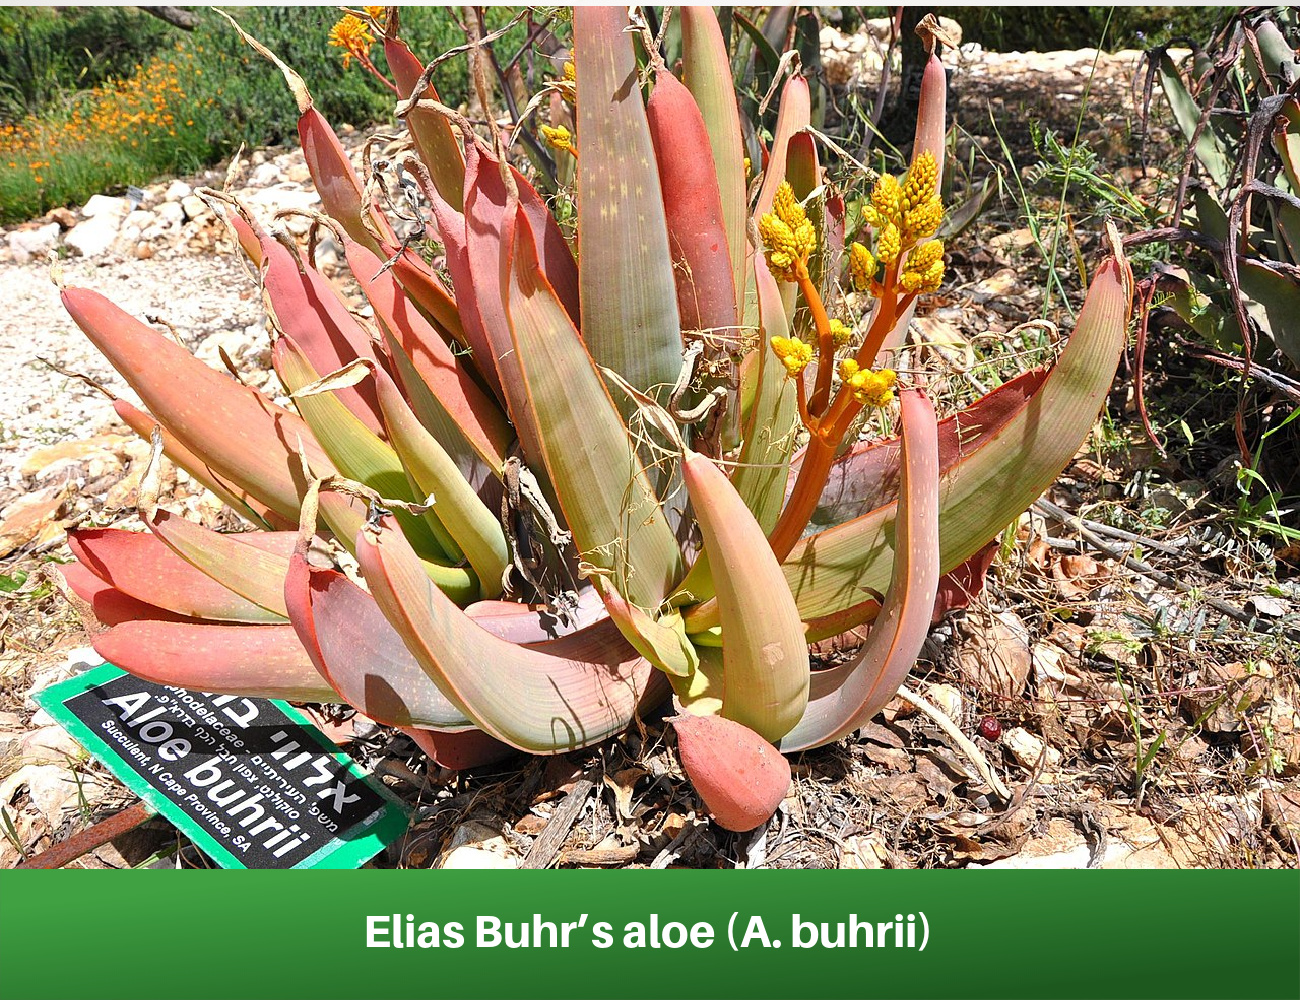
903 197 943 242
907 239 945 270
773 180 806 230
870 174 902 224
830 319 852 348
540 124 576 156
758 211 802 282
793 217 817 261
901 239 946 294
364 6 387 20
901 151 939 211
876 222 901 266
743 156 752 177
838 357 860 380
849 241 876 292
563 60 576 82
770 335 814 377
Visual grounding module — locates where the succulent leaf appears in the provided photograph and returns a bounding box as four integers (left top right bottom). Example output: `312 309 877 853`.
504 207 683 612
575 7 684 412
94 620 340 703
679 6 749 308
681 449 809 743
63 288 329 524
356 517 664 754
780 390 941 751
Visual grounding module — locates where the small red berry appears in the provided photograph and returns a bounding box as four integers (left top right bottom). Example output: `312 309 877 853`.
978 716 1002 741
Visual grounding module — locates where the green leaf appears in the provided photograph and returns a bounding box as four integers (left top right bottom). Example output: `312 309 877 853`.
273 339 479 604
575 7 684 409
145 511 292 620
372 363 510 601
672 257 797 608
505 208 684 612
681 449 808 743
1158 52 1231 189
600 588 698 678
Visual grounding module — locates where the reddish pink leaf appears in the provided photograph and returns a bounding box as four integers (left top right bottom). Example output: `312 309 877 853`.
69 528 282 623
113 399 294 530
647 67 737 338
383 246 467 350
756 75 811 217
914 51 948 173
383 35 464 211
58 563 195 628
298 107 395 255
63 288 331 523
94 619 338 702
401 726 515 771
932 539 999 622
679 5 748 305
671 713 791 832
222 205 264 266
460 143 556 474
284 551 471 729
259 232 388 438
344 236 511 472
424 164 502 400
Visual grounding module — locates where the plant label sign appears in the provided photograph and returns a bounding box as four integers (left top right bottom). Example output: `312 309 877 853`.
36 663 408 869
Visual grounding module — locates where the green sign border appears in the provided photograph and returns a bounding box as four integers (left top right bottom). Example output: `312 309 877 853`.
34 662 409 869
1 870 1297 1000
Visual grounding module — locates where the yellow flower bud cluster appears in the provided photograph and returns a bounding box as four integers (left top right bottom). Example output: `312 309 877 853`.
900 239 945 294
540 124 576 156
770 335 814 377
855 151 946 295
849 242 876 292
758 181 816 282
550 59 576 106
829 318 853 348
837 359 897 408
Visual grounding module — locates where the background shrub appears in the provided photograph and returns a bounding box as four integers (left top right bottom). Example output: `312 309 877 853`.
0 6 482 224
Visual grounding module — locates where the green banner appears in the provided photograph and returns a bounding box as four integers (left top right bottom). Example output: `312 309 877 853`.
1 871 1296 1000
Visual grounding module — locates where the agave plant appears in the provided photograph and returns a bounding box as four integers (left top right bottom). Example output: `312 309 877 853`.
56 7 1132 833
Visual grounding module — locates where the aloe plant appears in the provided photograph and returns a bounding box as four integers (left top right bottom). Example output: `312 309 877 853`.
57 7 1132 833
1148 9 1300 369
